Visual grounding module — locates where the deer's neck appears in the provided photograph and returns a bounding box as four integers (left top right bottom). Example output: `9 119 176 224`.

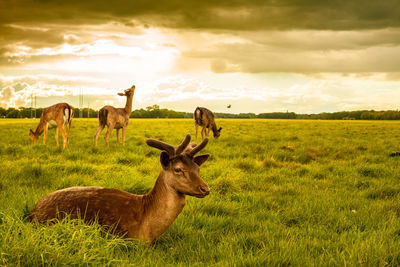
34 119 45 136
141 173 186 243
211 122 218 134
124 94 134 115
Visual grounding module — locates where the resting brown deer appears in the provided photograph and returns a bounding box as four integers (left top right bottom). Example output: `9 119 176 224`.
94 85 135 147
194 107 222 140
29 103 74 149
30 134 210 245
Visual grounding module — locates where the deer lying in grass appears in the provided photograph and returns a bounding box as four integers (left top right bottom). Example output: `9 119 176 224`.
94 85 135 147
29 103 74 149
194 107 222 140
30 134 210 245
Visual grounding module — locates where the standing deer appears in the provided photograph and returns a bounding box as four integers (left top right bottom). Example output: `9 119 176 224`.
194 107 222 140
94 85 135 147
30 134 210 245
29 103 74 149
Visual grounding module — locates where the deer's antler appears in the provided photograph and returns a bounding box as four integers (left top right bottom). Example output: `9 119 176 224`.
188 138 208 157
146 134 193 156
175 134 191 155
146 139 175 156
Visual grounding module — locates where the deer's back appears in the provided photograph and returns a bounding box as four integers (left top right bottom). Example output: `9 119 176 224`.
41 103 71 122
194 107 215 127
30 186 144 236
100 106 129 127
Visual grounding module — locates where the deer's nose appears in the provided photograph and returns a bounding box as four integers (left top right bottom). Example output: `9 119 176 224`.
199 185 210 195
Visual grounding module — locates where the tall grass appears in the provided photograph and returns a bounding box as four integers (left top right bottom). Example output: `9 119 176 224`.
1 118 400 265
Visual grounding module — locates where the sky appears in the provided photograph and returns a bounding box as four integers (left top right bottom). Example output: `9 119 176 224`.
0 0 400 114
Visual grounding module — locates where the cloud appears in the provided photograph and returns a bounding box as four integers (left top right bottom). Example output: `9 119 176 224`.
0 86 14 104
0 85 30 108
2 4 400 75
179 28 400 74
0 22 146 65
385 72 400 81
1 72 400 113
136 76 337 113
1 1 400 113
152 75 400 113
0 74 119 108
1 0 400 31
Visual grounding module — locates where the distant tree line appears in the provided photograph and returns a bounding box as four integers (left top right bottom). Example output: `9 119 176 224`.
296 110 400 120
130 105 192 118
0 107 99 119
1 106 400 120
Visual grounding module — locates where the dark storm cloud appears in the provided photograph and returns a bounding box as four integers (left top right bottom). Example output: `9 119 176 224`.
0 20 145 60
0 25 64 47
1 0 400 77
185 41 400 73
1 0 400 30
0 24 67 60
241 29 400 51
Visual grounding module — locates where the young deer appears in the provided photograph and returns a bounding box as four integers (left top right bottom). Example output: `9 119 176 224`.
30 134 210 245
29 103 74 149
94 85 135 147
194 107 222 140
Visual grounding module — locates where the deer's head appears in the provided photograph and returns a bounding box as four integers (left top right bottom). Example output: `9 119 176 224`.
214 127 222 138
146 134 210 198
118 85 135 97
29 129 39 144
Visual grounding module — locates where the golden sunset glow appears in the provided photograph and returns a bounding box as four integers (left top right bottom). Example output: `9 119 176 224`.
1 1 400 113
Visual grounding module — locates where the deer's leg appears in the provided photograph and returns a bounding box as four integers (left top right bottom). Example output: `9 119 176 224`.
195 124 198 139
104 124 114 147
207 127 211 137
94 125 104 147
201 127 205 140
66 121 72 144
57 122 68 149
116 128 120 144
122 127 126 145
55 127 59 146
43 124 48 144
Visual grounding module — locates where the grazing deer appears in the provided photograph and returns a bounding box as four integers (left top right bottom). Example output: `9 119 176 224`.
94 85 135 147
194 107 222 140
30 134 210 245
29 103 74 149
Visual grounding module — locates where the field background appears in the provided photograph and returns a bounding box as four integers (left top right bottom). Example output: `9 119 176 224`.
1 118 400 266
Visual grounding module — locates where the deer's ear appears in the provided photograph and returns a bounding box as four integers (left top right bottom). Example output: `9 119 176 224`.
193 154 210 166
117 93 125 96
160 151 170 169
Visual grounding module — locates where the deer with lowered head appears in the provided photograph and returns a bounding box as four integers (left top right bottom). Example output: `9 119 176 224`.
30 134 210 245
29 102 74 149
194 107 222 140
94 85 135 147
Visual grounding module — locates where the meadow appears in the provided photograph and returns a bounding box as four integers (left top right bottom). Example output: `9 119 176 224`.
1 118 400 266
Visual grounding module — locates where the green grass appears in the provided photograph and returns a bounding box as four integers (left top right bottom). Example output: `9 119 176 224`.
1 118 400 266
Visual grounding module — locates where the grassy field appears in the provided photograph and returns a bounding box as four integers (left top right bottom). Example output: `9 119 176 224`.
1 118 400 266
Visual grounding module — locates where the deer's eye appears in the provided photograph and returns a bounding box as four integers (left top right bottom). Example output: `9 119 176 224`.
174 168 183 173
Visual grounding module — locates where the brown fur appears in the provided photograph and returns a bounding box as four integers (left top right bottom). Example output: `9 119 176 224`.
30 135 210 245
29 103 74 148
98 109 108 128
194 107 222 139
94 85 135 147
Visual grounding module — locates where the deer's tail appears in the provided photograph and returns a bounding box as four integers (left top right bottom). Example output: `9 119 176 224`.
64 104 74 125
194 107 203 125
68 105 74 124
99 108 108 127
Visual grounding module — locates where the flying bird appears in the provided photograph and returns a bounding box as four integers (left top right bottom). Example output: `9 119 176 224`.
227 104 231 108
